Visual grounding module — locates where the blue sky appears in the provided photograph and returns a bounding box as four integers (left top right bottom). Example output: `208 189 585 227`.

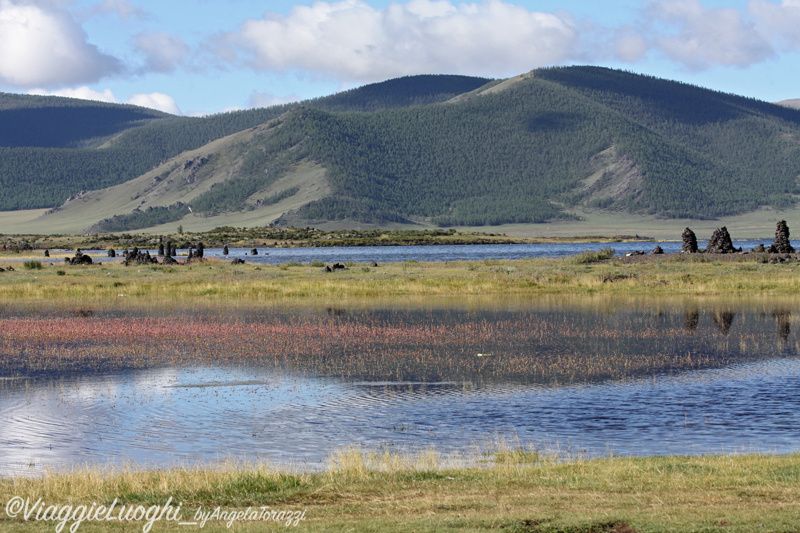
0 0 798 116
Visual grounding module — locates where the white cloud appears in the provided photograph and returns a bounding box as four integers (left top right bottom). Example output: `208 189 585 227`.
127 92 181 114
134 31 189 73
749 0 800 50
28 86 117 102
612 25 649 63
220 0 579 82
643 0 773 70
0 0 120 87
29 86 181 115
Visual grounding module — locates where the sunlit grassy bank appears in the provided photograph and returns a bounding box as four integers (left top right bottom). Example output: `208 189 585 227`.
3 253 800 302
2 447 799 532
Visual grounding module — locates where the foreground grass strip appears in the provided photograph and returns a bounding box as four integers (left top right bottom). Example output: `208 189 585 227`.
3 254 800 301
1 452 799 532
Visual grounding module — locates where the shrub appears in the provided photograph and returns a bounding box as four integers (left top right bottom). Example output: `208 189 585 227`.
573 247 615 264
23 260 42 270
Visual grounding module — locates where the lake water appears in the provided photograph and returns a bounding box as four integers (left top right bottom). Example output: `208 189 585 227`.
1 299 798 476
36 239 776 265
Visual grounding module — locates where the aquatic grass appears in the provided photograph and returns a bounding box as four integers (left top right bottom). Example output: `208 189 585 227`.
1 302 795 383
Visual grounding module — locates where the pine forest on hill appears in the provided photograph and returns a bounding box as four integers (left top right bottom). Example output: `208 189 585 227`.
1 67 800 231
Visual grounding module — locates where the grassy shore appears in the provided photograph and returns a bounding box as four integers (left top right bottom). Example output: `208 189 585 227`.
0 228 653 252
1 447 799 532
2 251 800 302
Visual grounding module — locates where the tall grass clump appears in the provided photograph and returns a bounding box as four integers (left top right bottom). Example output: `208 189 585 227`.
572 247 615 264
22 260 43 270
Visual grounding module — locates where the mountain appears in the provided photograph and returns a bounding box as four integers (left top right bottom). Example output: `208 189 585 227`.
777 99 800 110
0 75 490 211
4 67 800 234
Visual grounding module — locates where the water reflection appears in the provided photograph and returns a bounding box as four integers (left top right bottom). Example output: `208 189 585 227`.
711 309 736 334
1 298 800 476
774 310 791 341
683 309 699 331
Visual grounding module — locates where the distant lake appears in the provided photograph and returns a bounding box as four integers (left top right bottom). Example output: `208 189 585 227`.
1 298 798 476
40 239 778 265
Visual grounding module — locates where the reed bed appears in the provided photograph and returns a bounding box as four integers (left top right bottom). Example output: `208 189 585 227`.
1 305 795 383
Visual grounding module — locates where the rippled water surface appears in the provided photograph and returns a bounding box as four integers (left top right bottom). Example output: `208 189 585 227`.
2 300 799 476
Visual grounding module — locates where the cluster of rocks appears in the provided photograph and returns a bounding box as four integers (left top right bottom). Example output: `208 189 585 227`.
705 227 740 253
681 221 796 255
323 262 346 272
768 220 794 253
65 251 93 265
682 226 740 254
681 228 698 253
123 247 158 266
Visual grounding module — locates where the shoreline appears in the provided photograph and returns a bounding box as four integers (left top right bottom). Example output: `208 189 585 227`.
2 448 799 532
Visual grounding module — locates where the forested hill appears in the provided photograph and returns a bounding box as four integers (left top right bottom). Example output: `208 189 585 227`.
4 67 800 231
271 67 800 225
0 93 169 149
0 74 490 210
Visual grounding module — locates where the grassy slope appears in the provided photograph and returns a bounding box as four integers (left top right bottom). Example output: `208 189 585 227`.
4 204 798 239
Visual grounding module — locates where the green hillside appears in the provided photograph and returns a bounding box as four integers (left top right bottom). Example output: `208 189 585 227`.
270 67 800 225
3 67 800 232
0 75 490 211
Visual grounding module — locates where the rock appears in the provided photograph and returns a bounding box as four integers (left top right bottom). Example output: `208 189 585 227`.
162 255 178 265
251 248 258 255
69 251 92 265
323 265 332 272
0 267 5 272
231 258 245 265
6 266 14 271
370 261 379 267
332 262 346 270
123 247 158 266
107 248 116 258
626 250 645 256
158 243 164 256
768 220 794 253
44 249 49 257
223 245 229 255
752 244 765 253
651 246 664 255
706 227 737 253
196 242 204 258
681 228 698 253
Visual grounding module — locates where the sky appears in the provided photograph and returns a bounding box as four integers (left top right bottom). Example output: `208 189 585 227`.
0 0 798 116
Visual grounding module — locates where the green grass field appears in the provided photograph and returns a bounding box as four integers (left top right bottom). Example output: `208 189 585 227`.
2 252 800 303
2 446 799 532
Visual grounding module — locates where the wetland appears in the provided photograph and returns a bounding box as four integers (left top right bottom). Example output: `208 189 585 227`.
3 248 800 531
